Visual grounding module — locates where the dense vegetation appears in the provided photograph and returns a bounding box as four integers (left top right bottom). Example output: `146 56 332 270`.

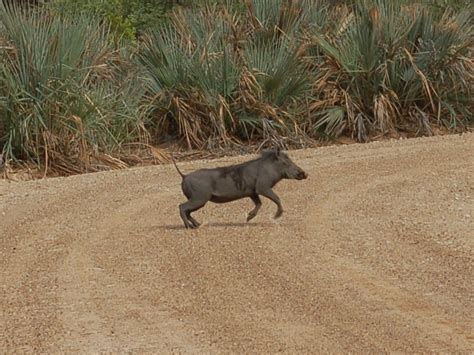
0 0 472 175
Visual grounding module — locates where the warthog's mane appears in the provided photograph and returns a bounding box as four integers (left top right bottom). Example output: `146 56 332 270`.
259 149 288 161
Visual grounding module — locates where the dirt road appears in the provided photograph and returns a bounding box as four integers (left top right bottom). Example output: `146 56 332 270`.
1 134 473 353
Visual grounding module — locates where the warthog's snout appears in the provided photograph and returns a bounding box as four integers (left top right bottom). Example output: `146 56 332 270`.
296 170 308 180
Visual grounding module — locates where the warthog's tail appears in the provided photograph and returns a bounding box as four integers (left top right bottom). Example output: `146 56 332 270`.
171 156 185 178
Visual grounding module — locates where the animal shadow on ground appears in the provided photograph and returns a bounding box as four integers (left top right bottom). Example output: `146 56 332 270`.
156 221 272 230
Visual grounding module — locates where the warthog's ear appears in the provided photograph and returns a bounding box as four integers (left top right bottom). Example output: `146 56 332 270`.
260 149 278 160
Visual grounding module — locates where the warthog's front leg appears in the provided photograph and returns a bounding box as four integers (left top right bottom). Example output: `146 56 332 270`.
247 194 262 222
186 212 201 228
258 189 283 219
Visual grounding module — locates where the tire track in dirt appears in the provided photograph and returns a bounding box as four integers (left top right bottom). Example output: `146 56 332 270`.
86 196 343 353
56 188 213 353
0 181 94 352
1 171 212 352
299 138 473 351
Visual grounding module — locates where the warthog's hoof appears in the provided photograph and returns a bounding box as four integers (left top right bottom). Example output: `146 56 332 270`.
190 221 201 228
274 209 283 219
247 213 256 222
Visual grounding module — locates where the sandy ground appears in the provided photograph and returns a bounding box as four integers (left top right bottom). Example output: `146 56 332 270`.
1 134 473 353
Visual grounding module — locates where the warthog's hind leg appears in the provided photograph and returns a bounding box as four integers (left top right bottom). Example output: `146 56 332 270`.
179 200 206 229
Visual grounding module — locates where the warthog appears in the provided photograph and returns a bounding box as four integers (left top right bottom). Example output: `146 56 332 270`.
173 148 308 228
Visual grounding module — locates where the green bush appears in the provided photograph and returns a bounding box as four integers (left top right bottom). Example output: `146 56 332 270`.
0 2 149 173
45 0 171 39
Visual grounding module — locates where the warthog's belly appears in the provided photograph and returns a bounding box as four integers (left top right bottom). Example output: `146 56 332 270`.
210 194 249 203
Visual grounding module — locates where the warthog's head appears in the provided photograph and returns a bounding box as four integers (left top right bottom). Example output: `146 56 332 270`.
264 148 308 180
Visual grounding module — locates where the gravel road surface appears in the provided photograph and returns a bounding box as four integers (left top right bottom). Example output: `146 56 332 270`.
1 134 473 353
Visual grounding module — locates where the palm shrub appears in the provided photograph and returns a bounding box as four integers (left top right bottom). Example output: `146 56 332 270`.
138 0 329 148
235 0 329 143
139 5 241 149
310 0 473 141
237 35 310 141
406 8 473 129
0 2 148 174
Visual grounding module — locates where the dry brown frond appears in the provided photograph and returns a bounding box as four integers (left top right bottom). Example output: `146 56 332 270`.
69 115 90 169
374 94 398 133
404 48 438 113
411 106 433 136
329 10 353 45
